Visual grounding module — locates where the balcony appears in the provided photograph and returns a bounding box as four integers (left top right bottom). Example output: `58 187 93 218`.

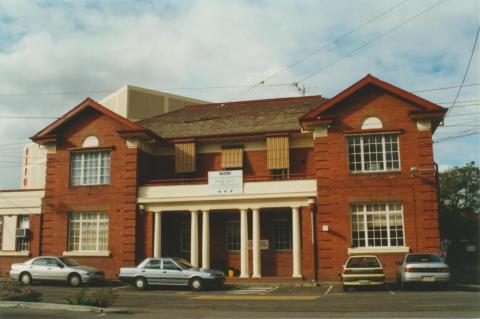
138 173 317 212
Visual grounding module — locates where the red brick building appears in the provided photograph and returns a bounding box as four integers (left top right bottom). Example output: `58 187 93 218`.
0 75 446 281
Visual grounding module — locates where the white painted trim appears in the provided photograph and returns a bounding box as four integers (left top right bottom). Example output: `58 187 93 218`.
62 251 111 257
348 247 410 254
0 251 30 257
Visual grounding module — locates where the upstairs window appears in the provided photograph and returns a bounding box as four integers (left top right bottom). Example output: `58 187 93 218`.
348 134 400 173
221 145 243 169
175 142 196 174
266 135 289 170
70 150 111 186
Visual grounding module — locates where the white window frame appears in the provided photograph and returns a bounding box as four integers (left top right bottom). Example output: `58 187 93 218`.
70 150 111 186
273 218 291 251
16 215 30 252
350 203 405 249
347 133 400 173
68 213 109 252
225 220 240 252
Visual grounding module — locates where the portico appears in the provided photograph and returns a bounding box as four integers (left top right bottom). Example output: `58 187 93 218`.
138 179 316 278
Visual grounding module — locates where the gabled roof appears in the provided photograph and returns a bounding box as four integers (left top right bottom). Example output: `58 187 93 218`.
137 95 327 140
301 74 446 121
31 98 151 142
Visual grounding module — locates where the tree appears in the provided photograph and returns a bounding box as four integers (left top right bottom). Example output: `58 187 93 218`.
438 161 479 244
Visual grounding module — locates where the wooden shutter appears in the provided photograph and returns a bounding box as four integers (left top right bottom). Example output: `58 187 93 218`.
266 135 289 169
175 142 196 173
221 145 243 168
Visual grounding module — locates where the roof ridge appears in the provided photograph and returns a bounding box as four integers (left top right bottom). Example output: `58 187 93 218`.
185 95 324 109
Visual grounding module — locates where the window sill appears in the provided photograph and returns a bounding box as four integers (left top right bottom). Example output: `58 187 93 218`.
0 251 30 257
349 170 402 176
348 247 410 255
62 251 111 257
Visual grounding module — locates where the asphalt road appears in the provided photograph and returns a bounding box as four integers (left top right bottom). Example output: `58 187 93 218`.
1 283 479 318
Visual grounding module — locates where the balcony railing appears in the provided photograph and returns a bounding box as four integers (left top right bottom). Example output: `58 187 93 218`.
142 173 316 186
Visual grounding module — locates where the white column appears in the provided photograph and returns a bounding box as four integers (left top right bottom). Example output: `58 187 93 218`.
292 207 302 278
240 209 249 278
190 211 199 267
252 209 261 278
153 212 162 258
202 210 210 269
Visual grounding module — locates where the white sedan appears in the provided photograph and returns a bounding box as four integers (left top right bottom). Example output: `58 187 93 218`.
9 256 104 287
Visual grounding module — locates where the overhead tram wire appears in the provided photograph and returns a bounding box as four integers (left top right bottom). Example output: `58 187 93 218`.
295 0 447 84
444 25 480 119
226 0 411 102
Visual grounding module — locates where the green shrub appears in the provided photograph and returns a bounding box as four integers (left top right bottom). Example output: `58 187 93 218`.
0 279 42 302
66 288 118 308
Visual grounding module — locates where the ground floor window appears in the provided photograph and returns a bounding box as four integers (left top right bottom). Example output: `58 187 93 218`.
180 221 191 253
226 220 240 252
68 213 108 252
273 219 291 251
16 215 30 251
351 203 404 248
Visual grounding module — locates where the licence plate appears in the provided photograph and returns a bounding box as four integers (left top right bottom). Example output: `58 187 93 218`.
422 276 435 282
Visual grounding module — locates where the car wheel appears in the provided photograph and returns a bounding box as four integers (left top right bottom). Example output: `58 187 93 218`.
134 277 147 291
69 274 82 287
189 277 203 291
19 272 32 285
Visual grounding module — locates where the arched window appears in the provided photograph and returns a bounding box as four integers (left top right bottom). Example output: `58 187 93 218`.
82 136 99 148
361 117 383 130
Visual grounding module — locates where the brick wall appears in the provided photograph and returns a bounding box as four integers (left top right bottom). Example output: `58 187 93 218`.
314 86 440 281
40 108 139 278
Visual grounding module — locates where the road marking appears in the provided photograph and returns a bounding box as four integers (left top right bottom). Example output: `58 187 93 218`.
324 285 333 296
112 285 130 290
191 295 320 301
265 285 279 295
385 285 395 295
227 287 274 295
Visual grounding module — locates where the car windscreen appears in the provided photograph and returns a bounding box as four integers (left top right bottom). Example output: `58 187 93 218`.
346 257 380 268
59 257 80 266
405 254 442 263
175 259 194 269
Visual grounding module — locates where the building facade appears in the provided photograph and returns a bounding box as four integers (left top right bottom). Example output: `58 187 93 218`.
0 75 446 281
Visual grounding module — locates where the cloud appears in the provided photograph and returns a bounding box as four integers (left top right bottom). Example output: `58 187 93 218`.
0 0 479 188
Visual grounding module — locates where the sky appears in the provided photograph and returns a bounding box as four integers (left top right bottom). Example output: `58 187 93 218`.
0 0 478 189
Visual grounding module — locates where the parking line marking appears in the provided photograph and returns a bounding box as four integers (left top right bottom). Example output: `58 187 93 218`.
385 285 395 295
263 285 279 295
324 285 333 296
190 295 320 301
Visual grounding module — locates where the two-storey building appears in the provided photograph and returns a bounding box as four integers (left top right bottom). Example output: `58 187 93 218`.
0 75 446 281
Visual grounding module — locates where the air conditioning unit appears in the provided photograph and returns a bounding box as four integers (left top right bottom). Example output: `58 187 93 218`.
16 228 28 238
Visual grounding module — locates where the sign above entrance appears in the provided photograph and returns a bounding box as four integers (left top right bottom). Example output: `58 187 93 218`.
208 170 243 195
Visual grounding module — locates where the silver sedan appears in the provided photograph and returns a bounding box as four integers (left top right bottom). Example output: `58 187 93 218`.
119 257 225 291
397 253 450 289
9 256 104 287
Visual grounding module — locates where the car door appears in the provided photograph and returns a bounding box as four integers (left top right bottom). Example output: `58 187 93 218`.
161 259 187 285
29 258 50 280
141 259 162 285
46 258 69 281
